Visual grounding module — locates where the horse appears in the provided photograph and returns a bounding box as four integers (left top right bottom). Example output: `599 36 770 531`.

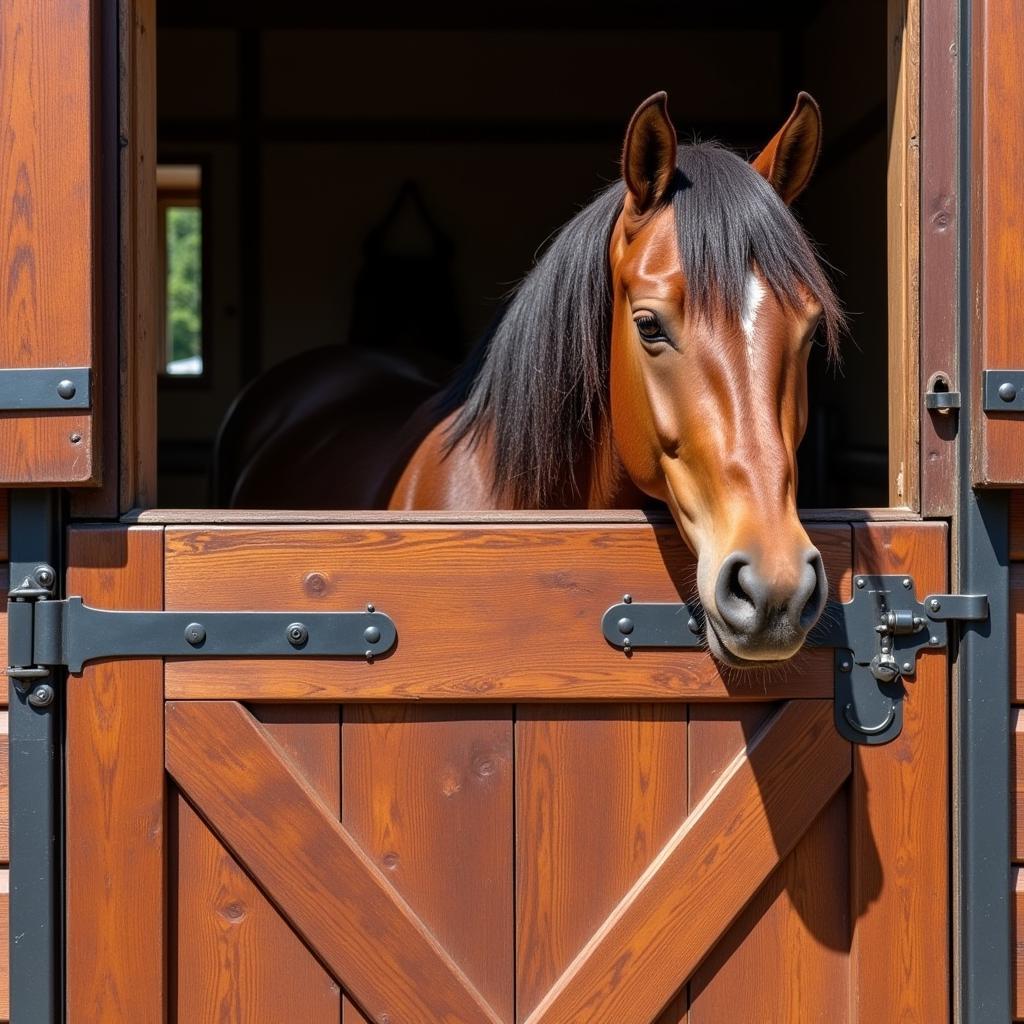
389 91 845 668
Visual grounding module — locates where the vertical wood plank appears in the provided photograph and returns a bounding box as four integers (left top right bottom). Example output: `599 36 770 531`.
66 526 164 1022
887 0 921 507
850 522 948 1022
1015 709 1024 863
175 704 342 1022
0 870 8 1022
0 1 101 484
342 706 513 1024
1015 867 1024 1021
1012 563 1024 701
515 704 687 1022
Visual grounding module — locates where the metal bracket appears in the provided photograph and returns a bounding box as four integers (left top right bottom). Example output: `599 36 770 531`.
8 568 397 677
983 369 1024 412
601 574 988 745
0 367 90 411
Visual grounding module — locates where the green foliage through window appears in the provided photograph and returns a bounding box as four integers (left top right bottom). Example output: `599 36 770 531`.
165 205 202 373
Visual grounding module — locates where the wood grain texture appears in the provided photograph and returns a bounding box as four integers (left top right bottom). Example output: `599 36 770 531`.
163 524 849 701
66 526 164 1022
970 0 1024 483
522 700 850 1024
0 1 100 484
166 699 502 1024
688 699 846 1024
850 522 948 1022
887 0 921 507
515 705 687 1022
919 0 959 516
342 706 513 1023
175 704 342 1022
1016 709 1024 864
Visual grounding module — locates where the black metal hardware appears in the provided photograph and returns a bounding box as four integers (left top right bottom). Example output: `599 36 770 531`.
601 574 988 746
925 377 961 411
0 366 90 410
7 594 397 676
982 369 1024 412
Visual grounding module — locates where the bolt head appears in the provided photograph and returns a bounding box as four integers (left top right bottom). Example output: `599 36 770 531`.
184 622 206 646
28 683 55 708
623 594 632 604
929 598 941 612
687 616 701 635
999 381 1018 403
929 635 940 646
902 577 912 589
366 603 375 613
902 661 913 673
856 577 866 589
69 432 82 444
56 379 76 400
286 622 309 647
34 566 54 587
363 625 381 645
839 659 852 673
617 617 635 636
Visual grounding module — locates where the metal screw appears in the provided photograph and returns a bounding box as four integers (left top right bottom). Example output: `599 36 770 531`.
365 649 374 661
999 381 1018 403
56 379 76 400
366 603 375 613
69 433 82 444
856 577 866 589
687 616 701 635
839 659 852 673
286 622 308 647
902 661 913 674
184 622 206 647
363 625 381 645
929 598 941 612
623 594 632 604
617 617 635 636
28 683 55 708
34 565 54 588
929 635 940 646
902 577 912 589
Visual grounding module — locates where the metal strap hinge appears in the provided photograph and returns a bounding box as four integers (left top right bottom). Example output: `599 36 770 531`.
7 565 397 680
601 575 988 746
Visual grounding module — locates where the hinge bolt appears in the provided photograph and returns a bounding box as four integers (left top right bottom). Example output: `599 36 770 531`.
688 616 701 635
902 661 913 673
856 577 866 589
56 379 76 400
929 635 940 646
184 622 206 647
617 617 635 636
902 577 912 589
929 598 941 612
286 623 309 648
999 381 1018 403
363 625 381 644
366 603 375 613
623 594 633 604
28 683 55 708
839 658 852 673
34 566 54 589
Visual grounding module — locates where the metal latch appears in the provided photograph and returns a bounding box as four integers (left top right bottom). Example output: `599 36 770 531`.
0 367 90 411
8 564 397 700
601 575 988 746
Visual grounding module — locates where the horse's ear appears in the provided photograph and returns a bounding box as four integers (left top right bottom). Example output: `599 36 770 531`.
752 92 822 204
622 92 678 219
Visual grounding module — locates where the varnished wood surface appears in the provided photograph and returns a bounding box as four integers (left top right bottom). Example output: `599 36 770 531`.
66 527 165 1021
0 1 100 485
166 699 503 1024
887 0 921 508
175 705 343 1021
970 0 1024 483
1014 563 1024 702
522 700 850 1024
342 706 514 1023
163 524 850 701
1015 709 1024 864
850 522 948 1022
515 705 688 1021
1016 867 1024 1021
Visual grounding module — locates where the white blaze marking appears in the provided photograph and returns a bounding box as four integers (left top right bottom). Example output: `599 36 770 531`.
740 273 766 356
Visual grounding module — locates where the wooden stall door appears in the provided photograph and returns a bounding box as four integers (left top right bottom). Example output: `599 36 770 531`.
65 517 948 1023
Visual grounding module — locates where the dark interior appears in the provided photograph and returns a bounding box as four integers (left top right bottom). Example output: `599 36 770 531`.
155 0 889 509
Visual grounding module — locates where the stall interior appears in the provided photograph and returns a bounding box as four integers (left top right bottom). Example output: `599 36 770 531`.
155 0 890 510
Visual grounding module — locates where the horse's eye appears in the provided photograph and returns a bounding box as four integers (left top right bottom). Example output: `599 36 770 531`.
634 314 669 345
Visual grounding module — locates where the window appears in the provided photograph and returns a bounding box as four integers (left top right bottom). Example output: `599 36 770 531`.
157 163 204 377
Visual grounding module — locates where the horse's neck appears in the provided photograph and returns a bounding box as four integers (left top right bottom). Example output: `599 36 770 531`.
579 425 648 510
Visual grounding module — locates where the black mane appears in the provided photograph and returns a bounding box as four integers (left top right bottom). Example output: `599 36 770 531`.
442 142 844 508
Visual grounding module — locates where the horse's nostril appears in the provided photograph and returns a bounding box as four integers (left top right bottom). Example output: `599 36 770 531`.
797 552 827 629
715 552 759 633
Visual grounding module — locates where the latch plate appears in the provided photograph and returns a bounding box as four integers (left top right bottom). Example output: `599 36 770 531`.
601 575 988 746
983 369 1024 412
0 367 90 411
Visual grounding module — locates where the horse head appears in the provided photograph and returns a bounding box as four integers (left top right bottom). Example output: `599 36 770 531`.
608 92 842 666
